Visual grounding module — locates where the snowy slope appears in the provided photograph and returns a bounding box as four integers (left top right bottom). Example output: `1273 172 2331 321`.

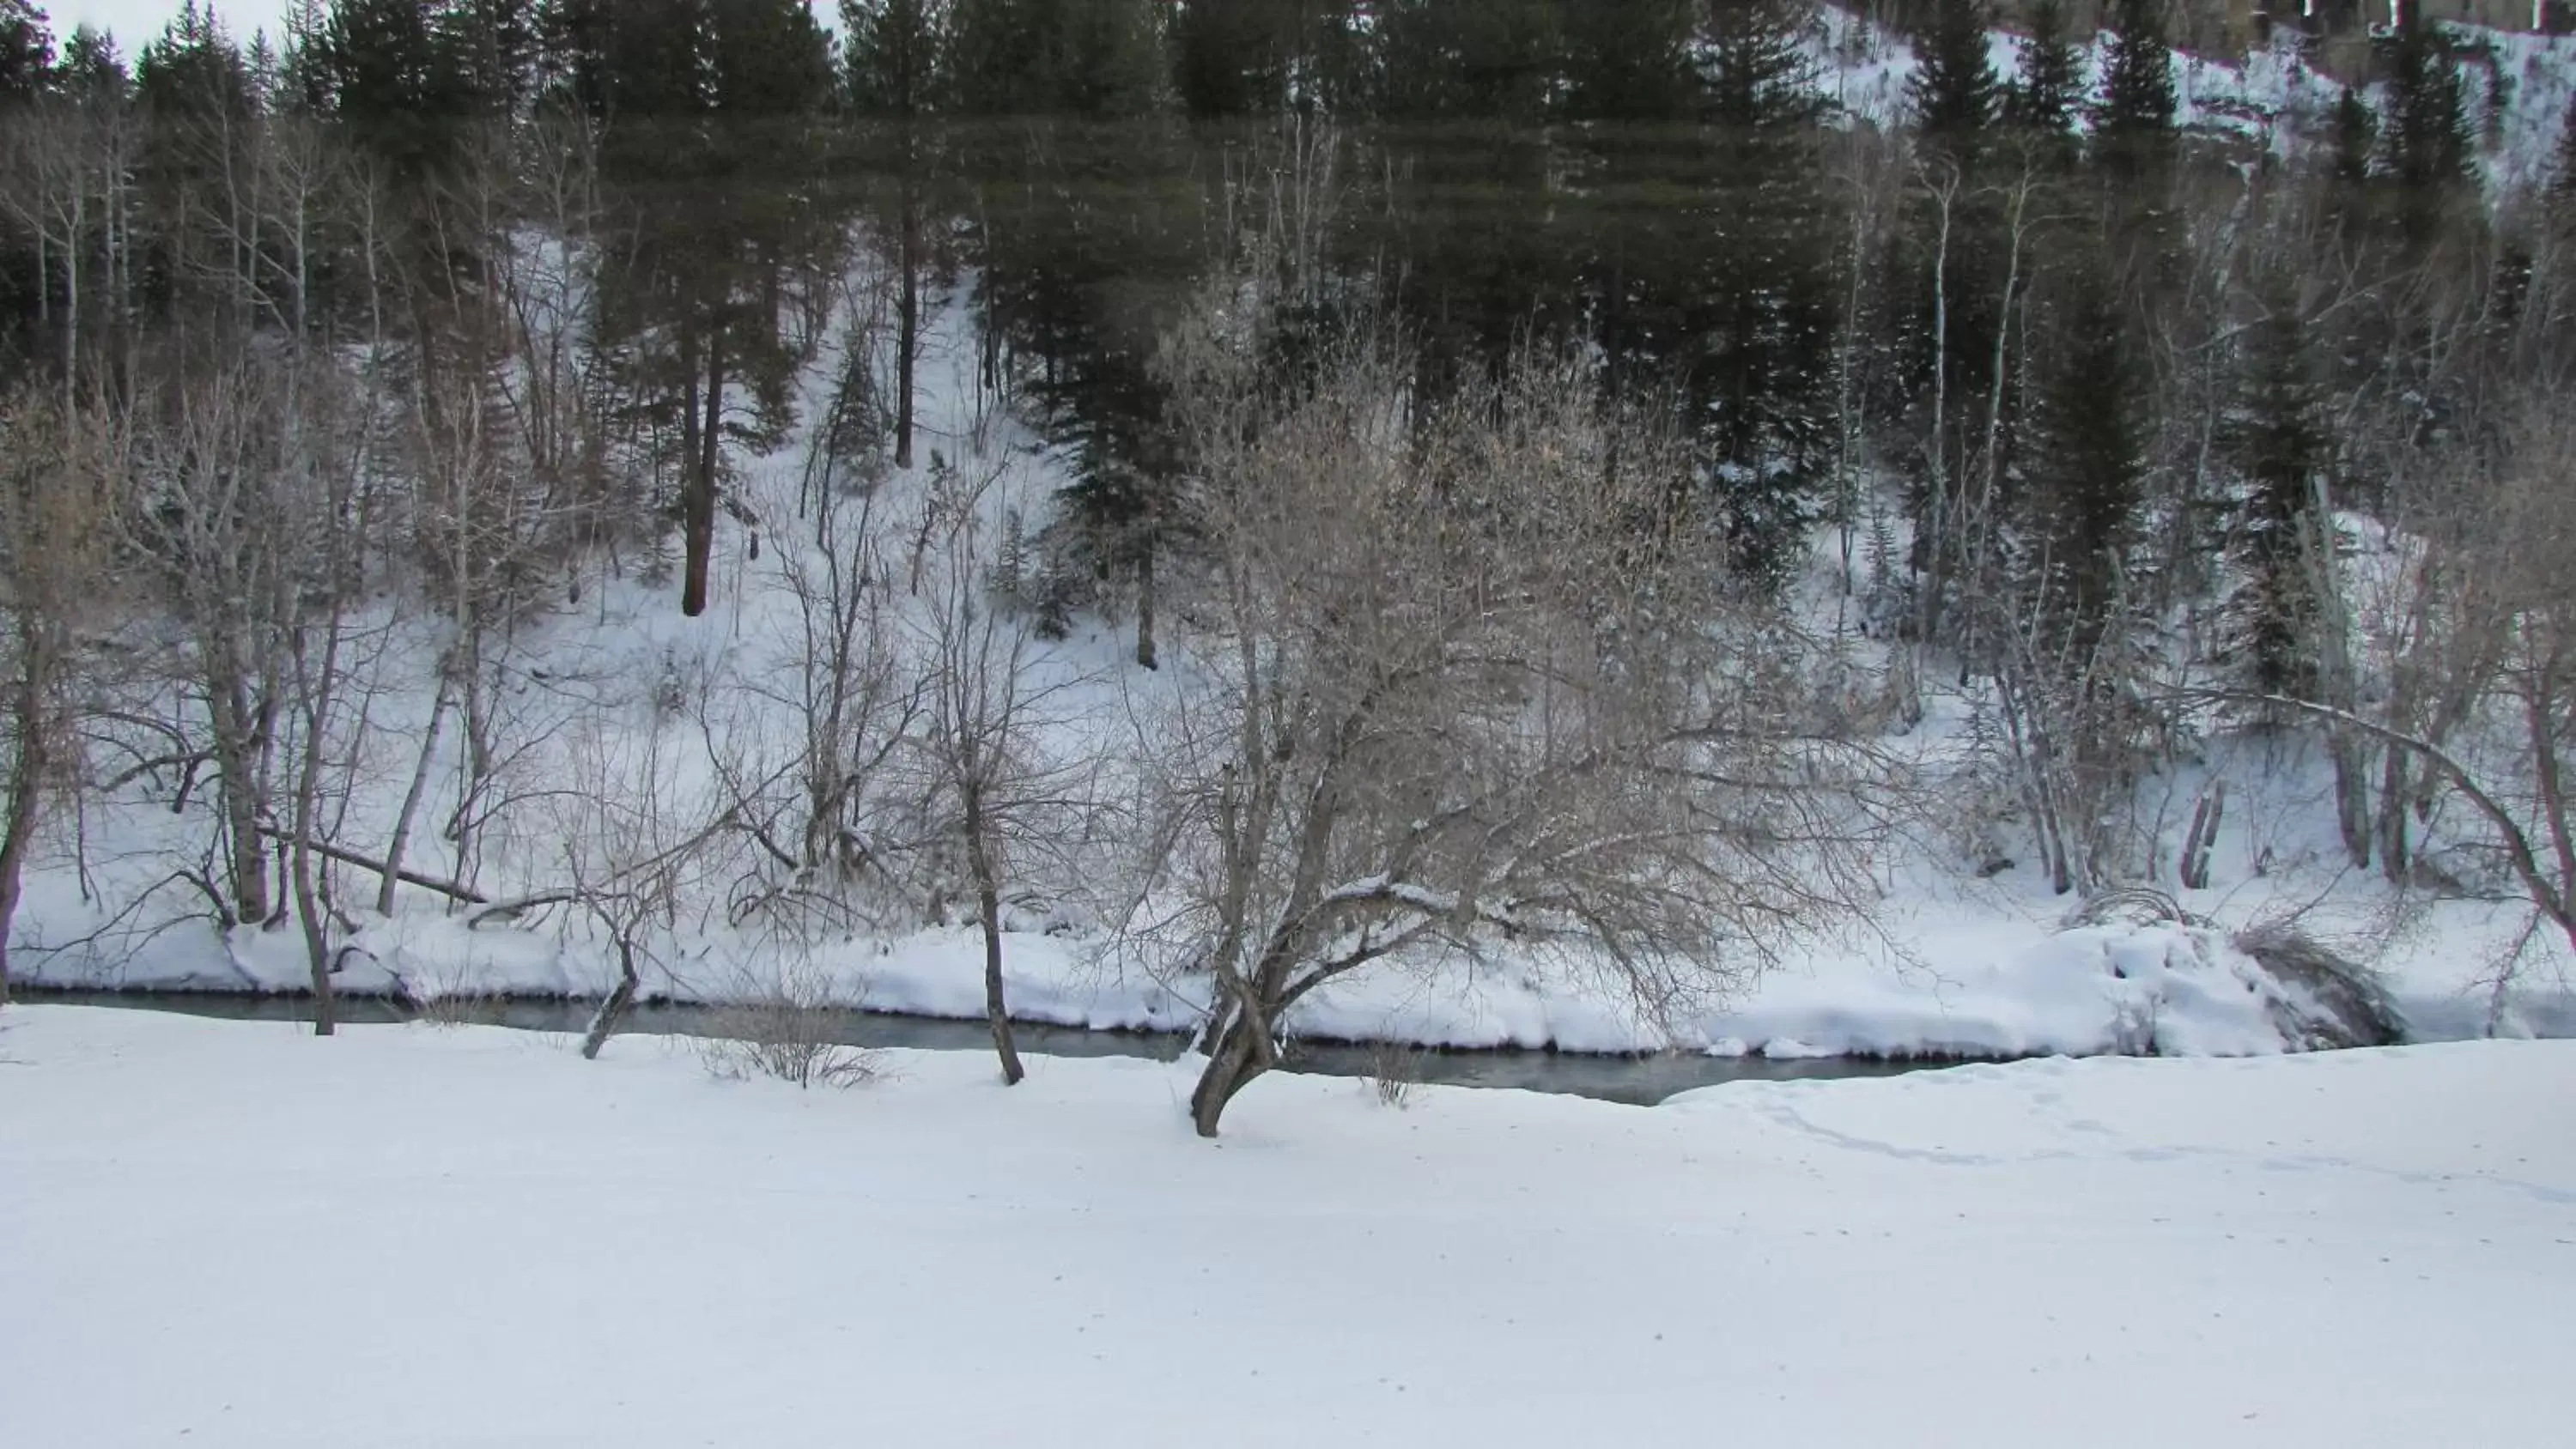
10 21 2576 1058
1820 6 2576 188
2 1008 2570 1448
10 271 2569 1059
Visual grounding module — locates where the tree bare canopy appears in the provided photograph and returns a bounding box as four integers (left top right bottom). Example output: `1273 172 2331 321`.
1132 317 1884 1135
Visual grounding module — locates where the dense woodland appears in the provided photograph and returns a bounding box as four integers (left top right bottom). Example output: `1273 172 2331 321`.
3 0 2575 1130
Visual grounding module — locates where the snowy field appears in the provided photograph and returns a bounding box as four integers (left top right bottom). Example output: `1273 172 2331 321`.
3 1007 2571 1448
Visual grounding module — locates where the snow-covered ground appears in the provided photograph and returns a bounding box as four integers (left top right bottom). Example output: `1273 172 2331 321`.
2 1007 2569 1447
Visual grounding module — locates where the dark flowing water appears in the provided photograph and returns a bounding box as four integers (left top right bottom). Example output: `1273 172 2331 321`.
19 989 1947 1106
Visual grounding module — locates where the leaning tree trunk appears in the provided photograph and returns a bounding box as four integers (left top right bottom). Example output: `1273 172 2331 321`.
1188 983 1281 1138
963 785 1024 1085
580 937 641 1061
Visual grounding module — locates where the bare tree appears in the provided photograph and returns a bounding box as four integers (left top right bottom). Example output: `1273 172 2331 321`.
0 387 121 1005
1133 321 1883 1136
912 472 1097 1086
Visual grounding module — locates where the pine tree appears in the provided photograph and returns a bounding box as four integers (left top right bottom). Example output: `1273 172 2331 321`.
52 23 124 102
2002 0 2083 142
536 0 709 121
1058 0 1163 117
1697 0 1824 131
1907 0 1999 166
708 0 834 116
944 0 1047 113
1173 0 1318 118
1560 0 1692 123
2380 17 2473 193
2020 254 2145 688
2227 278 2325 702
947 0 1159 116
1370 0 1558 122
2090 0 2175 177
1690 0 1834 585
841 0 941 117
2330 84 2377 187
317 0 471 167
443 0 540 116
0 0 52 104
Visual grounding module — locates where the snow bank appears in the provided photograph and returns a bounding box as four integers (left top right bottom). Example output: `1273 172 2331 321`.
9 902 2431 1061
2 1008 2568 1448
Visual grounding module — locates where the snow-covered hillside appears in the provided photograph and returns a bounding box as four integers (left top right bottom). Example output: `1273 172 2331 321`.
10 248 2570 1063
9 13 2575 1065
1820 6 2576 189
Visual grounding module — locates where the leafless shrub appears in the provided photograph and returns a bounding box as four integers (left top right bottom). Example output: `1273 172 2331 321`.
1364 1039 1421 1109
691 960 877 1089
410 991 486 1031
2059 886 2200 931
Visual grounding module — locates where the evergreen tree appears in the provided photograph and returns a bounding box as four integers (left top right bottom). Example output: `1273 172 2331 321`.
2330 84 2376 187
443 0 541 116
708 0 835 117
52 23 124 102
1173 0 1317 118
316 0 471 166
947 0 1160 116
1370 0 1558 123
1688 0 1834 584
0 0 52 104
944 0 1047 113
2379 16 2474 195
1058 0 1163 117
2020 251 2145 698
1697 0 1825 132
1907 0 1998 167
2002 0 2083 141
842 0 943 117
2090 0 2174 179
2227 277 2325 702
1560 0 1692 123
537 0 708 121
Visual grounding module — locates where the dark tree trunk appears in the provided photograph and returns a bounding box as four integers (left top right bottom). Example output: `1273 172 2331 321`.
2332 735 2373 870
1134 535 1158 671
964 785 1024 1084
895 160 920 472
683 337 724 618
580 939 641 1061
293 846 335 1037
0 632 54 1008
1188 1011 1271 1138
